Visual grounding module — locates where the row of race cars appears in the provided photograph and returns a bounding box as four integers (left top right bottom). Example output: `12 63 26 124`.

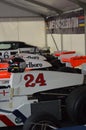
0 41 86 130
0 41 83 88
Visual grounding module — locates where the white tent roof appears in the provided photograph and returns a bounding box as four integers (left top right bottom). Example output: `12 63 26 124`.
0 0 86 18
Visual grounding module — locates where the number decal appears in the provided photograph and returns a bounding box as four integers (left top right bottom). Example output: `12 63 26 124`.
36 73 46 86
24 73 47 87
24 74 35 87
4 52 9 59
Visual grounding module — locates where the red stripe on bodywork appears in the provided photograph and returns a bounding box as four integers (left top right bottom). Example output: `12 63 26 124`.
0 114 15 126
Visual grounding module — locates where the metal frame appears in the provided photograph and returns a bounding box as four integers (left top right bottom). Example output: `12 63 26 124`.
0 0 86 53
0 0 46 17
26 0 63 14
68 0 86 55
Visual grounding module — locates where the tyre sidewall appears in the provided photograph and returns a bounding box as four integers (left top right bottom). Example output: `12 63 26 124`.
23 113 60 130
66 86 86 124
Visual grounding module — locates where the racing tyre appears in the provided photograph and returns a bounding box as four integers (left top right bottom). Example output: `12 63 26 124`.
23 113 60 130
66 86 86 125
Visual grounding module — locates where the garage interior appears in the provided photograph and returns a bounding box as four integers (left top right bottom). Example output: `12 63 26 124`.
0 0 86 130
0 0 86 55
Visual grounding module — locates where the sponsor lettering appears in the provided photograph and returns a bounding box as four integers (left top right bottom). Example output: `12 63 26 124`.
28 56 39 59
28 62 42 68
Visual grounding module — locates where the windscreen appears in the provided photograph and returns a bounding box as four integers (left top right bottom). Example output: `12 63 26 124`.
0 42 18 50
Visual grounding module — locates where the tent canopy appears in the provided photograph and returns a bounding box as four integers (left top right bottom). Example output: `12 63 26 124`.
0 0 86 18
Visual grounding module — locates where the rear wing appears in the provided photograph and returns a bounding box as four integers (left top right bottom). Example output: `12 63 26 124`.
53 50 78 63
62 56 86 68
54 50 76 57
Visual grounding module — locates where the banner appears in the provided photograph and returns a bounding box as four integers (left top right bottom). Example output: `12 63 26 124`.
46 9 84 34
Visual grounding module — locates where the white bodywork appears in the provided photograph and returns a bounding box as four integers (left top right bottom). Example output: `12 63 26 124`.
18 53 46 60
25 59 51 69
0 70 84 127
10 71 84 96
0 53 50 87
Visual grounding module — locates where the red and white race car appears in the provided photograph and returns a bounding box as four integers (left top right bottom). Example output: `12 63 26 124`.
0 53 85 130
1 43 86 129
0 50 85 90
0 54 52 87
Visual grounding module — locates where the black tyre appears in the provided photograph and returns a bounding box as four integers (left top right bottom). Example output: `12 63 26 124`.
23 113 60 130
66 86 86 124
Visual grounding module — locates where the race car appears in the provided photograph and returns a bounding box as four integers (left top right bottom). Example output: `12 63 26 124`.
0 57 86 130
0 52 84 90
1 43 86 129
1 41 77 72
0 55 52 90
0 41 50 61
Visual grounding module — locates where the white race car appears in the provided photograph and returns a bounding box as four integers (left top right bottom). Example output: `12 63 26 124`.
0 61 85 130
0 55 85 130
0 41 50 60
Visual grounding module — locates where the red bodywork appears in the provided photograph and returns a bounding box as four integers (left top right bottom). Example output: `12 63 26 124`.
0 63 11 79
0 62 31 79
62 56 86 67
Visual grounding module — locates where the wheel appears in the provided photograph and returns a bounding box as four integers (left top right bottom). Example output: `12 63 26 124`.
23 113 60 130
66 86 86 124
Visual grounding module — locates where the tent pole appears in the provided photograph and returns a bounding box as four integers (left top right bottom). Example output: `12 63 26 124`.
84 10 86 55
61 29 63 51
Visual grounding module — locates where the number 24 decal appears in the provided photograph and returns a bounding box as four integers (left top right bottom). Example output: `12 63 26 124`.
24 73 47 87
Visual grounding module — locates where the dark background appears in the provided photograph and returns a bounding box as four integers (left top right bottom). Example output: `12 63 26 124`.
1 126 23 130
